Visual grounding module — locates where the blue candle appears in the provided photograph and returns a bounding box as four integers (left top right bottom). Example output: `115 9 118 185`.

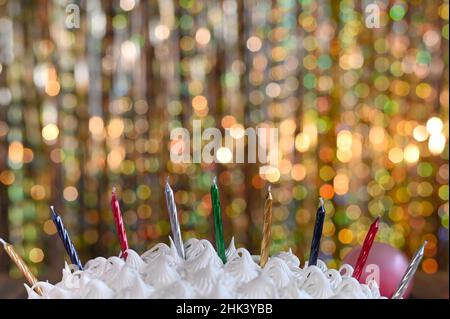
50 206 83 270
308 198 326 266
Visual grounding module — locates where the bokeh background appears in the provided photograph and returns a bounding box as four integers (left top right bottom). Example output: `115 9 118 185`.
0 0 448 298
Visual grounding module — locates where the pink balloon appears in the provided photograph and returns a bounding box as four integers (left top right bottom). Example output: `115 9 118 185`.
342 242 411 298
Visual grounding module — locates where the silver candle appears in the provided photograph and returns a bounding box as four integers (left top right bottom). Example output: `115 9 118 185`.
391 241 427 299
164 177 185 259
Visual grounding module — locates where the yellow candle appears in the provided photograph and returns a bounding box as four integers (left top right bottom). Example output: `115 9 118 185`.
0 238 43 295
260 185 273 267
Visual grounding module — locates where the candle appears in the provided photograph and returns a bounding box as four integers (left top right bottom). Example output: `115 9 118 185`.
353 216 380 280
0 238 43 295
211 176 226 264
111 188 129 259
50 206 83 270
391 241 427 299
260 185 273 267
308 197 326 266
164 177 185 259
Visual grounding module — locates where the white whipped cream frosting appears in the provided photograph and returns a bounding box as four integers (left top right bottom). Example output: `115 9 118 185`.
26 238 386 299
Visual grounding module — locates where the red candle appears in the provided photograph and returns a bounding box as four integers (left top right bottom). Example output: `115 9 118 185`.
111 187 129 259
353 217 380 280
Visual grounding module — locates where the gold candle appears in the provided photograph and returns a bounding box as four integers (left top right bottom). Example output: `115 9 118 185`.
0 238 43 295
260 185 273 267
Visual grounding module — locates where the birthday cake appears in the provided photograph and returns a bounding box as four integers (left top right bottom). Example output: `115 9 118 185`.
25 238 385 299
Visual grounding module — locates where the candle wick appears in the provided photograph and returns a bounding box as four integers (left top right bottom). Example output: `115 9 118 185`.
50 205 57 217
319 197 324 207
267 184 272 192
374 216 381 226
213 176 217 184
420 241 428 253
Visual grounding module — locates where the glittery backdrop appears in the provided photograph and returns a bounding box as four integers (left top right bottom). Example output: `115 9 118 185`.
0 0 448 298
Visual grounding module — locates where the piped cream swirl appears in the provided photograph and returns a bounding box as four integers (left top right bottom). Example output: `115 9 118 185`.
27 238 385 299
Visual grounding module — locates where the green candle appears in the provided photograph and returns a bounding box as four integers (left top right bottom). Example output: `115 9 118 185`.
211 177 227 264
